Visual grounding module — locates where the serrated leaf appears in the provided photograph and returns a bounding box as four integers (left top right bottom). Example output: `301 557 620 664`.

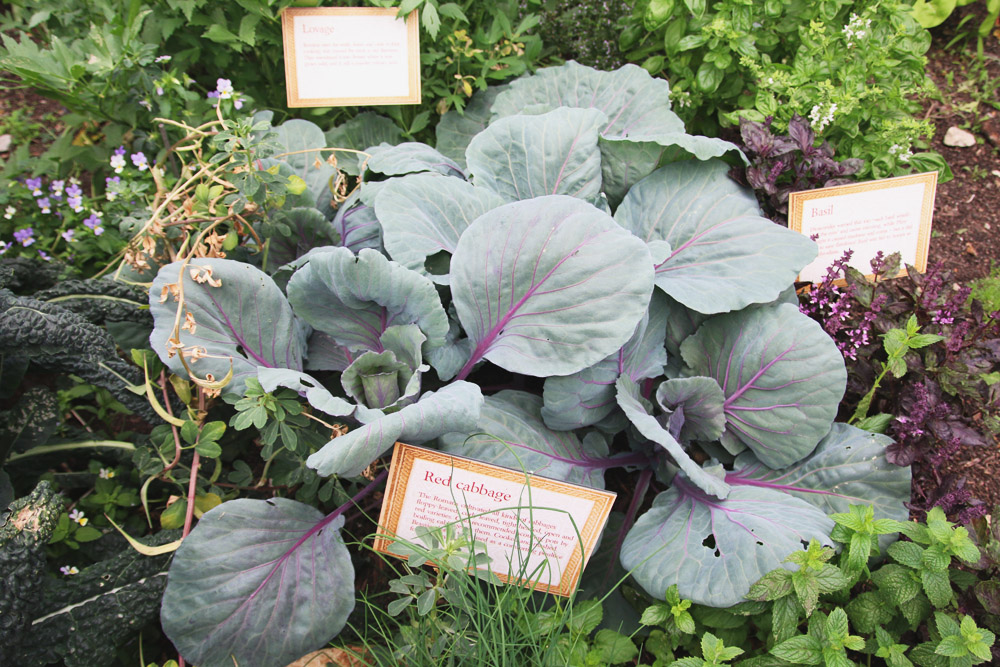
771 634 823 664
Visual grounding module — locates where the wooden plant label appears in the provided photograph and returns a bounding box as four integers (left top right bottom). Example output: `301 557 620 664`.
788 172 938 283
281 7 420 108
374 443 616 597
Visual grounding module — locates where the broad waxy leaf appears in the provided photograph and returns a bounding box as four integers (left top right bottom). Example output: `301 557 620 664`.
340 325 428 411
270 118 337 205
728 423 911 522
681 303 847 469
656 376 727 442
450 195 654 378
160 498 354 667
286 247 449 356
620 478 834 607
374 173 506 284
599 133 746 209
332 189 382 253
438 390 609 488
307 381 484 478
365 142 465 178
541 290 669 431
304 330 353 372
149 258 306 394
323 111 404 175
614 160 817 314
435 85 506 169
466 107 606 202
257 367 357 418
616 375 731 499
490 61 685 138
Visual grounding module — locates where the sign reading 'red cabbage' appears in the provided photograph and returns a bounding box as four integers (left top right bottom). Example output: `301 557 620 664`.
375 443 616 596
281 7 421 107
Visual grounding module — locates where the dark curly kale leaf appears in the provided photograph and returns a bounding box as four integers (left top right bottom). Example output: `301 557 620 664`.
0 386 60 463
0 482 64 663
0 257 70 293
16 531 177 667
0 289 156 421
33 278 151 325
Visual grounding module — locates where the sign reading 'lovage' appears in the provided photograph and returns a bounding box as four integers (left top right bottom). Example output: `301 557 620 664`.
281 7 421 107
375 443 616 597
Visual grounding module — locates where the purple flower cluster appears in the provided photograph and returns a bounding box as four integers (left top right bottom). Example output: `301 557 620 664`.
798 250 882 361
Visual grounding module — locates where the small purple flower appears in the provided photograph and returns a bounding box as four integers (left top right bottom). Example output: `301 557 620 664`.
37 197 51 214
50 180 65 196
60 565 80 576
84 212 104 235
37 249 52 261
13 228 34 247
156 86 164 96
155 55 171 63
67 195 83 211
62 229 76 242
139 99 152 111
0 241 12 254
66 183 82 197
233 95 244 110
25 176 43 196
131 152 149 171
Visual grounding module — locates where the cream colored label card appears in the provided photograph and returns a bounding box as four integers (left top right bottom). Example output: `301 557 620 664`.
788 172 937 283
281 8 420 107
374 443 617 597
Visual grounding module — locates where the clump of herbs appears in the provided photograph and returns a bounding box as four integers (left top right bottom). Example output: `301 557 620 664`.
529 0 630 71
799 251 1000 519
735 114 863 222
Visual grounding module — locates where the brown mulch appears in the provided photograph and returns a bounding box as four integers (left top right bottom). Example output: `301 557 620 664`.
913 6 1000 511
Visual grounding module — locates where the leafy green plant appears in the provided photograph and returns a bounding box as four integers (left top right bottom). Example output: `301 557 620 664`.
619 0 947 180
142 61 913 666
910 0 1000 55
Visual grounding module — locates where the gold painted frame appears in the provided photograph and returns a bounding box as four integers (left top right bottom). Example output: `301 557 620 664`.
788 171 938 284
281 7 421 107
374 442 617 597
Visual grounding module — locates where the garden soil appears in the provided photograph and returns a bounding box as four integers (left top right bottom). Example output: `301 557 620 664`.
1 10 999 511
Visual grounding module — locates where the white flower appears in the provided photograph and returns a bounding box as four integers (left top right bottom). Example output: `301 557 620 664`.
4 206 14 219
808 102 838 133
110 153 126 174
60 565 80 575
69 508 88 526
99 467 115 479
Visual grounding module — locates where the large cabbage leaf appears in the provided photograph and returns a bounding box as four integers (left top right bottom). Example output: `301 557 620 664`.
728 422 911 522
450 195 653 379
286 247 448 356
489 61 684 138
680 303 847 469
614 160 816 314
160 498 354 667
374 173 506 285
149 258 305 394
466 107 606 202
541 290 669 430
620 478 834 607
